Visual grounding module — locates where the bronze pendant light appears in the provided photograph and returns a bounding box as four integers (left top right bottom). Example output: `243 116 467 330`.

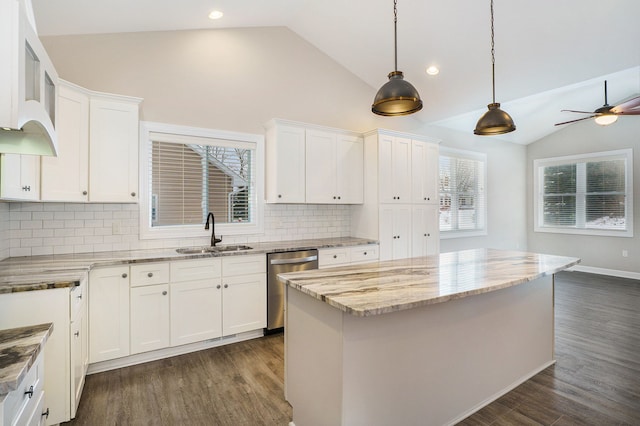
474 0 516 135
372 0 423 116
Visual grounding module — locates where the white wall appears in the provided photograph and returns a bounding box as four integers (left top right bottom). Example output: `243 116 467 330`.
421 125 528 253
527 118 640 275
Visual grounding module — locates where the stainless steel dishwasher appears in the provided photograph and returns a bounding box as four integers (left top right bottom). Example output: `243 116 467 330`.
266 249 318 332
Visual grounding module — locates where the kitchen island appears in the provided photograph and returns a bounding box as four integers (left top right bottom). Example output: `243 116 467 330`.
279 248 580 426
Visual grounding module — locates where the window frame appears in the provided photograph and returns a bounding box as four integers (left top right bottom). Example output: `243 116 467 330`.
533 148 633 238
439 147 488 239
139 121 264 241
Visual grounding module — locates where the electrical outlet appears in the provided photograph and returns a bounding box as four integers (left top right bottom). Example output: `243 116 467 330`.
622 250 628 258
112 221 121 235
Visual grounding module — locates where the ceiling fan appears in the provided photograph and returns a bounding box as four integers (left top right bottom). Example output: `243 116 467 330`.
555 80 640 126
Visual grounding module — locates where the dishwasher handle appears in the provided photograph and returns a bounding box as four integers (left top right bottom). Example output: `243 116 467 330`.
270 255 318 265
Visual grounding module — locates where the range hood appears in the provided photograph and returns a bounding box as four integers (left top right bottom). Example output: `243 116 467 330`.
0 0 59 156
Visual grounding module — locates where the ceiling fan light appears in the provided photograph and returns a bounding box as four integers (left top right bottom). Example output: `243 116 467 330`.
594 114 618 126
372 71 423 116
474 103 516 135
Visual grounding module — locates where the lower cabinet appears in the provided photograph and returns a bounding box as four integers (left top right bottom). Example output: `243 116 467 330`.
221 255 267 336
0 351 45 426
411 205 440 257
319 244 380 269
130 283 170 354
379 205 412 261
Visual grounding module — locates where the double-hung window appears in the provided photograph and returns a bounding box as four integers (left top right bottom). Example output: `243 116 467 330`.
139 122 264 240
439 148 487 238
533 149 633 237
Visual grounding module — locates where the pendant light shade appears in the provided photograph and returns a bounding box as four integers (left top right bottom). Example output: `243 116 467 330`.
372 0 422 116
474 0 515 135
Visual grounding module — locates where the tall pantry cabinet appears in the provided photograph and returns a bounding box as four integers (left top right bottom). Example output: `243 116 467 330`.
351 129 440 261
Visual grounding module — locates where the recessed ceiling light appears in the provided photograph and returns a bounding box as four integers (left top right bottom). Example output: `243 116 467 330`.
209 10 224 20
426 66 440 76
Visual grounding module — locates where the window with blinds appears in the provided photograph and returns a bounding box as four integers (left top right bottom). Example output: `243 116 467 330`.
139 122 263 239
534 149 633 237
439 149 487 236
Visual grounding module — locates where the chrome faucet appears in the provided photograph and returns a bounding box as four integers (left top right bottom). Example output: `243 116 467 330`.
204 212 222 247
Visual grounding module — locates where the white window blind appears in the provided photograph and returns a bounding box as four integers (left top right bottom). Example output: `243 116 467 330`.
439 149 486 235
534 149 633 237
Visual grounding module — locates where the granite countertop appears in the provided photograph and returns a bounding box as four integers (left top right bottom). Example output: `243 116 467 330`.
0 237 377 294
0 323 53 396
279 248 581 317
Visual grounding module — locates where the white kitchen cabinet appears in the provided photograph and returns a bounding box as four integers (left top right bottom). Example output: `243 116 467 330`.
0 153 40 200
318 244 379 268
305 130 363 204
265 121 306 203
378 134 411 204
412 205 440 257
411 140 439 204
0 285 78 425
0 350 45 426
170 258 223 346
130 283 170 354
89 266 130 363
379 205 412 261
69 278 88 419
221 255 266 336
89 95 140 203
41 81 89 202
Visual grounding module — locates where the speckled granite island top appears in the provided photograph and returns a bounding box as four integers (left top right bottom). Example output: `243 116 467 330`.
0 323 53 396
0 237 376 294
279 248 580 317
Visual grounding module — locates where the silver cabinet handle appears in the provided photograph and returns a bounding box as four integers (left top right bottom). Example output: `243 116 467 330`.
270 255 318 265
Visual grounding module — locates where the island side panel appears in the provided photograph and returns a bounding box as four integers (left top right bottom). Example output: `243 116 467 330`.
285 286 345 426
339 275 555 426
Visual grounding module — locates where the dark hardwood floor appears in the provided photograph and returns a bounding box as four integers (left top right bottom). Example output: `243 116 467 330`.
66 271 639 426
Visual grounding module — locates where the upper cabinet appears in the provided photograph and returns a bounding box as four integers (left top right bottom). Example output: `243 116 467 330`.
0 0 59 156
40 80 142 203
378 134 411 204
265 119 363 204
411 140 439 204
0 153 40 200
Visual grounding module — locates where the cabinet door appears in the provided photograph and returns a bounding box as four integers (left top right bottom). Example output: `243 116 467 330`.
70 313 86 418
305 129 337 203
336 134 363 204
222 273 267 336
130 284 170 354
265 124 305 203
89 266 130 363
41 83 89 201
170 279 222 346
89 97 139 202
378 136 411 203
412 205 440 257
379 205 412 261
411 140 439 204
0 154 40 200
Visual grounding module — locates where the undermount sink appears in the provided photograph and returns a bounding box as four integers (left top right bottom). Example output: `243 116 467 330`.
176 245 253 254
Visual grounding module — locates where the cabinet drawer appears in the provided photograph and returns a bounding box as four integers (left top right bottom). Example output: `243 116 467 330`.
170 258 221 282
70 277 87 321
222 254 266 276
319 247 350 268
130 263 170 287
3 351 44 426
351 245 379 264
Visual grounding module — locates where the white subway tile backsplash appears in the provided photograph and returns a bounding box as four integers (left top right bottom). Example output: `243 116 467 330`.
3 202 353 257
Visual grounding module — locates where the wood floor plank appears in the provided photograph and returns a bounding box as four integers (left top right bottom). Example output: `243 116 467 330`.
65 271 639 425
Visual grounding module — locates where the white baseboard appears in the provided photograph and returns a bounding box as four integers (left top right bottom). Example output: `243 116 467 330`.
567 265 640 281
87 329 264 374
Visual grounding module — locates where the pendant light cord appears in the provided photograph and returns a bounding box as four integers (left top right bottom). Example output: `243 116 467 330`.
393 0 398 71
490 0 496 104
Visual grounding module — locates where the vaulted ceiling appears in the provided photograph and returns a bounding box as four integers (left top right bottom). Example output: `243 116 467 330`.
32 0 640 144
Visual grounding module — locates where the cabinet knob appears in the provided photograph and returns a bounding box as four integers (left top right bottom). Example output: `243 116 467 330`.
147 272 153 278
22 185 31 191
333 196 337 199
216 284 221 289
122 273 128 278
77 293 82 300
162 291 167 296
278 194 282 198
363 252 367 256
131 192 136 197
333 255 337 259
338 196 341 200
74 331 80 337
83 190 88 195
224 284 229 289
42 408 50 419
25 385 34 398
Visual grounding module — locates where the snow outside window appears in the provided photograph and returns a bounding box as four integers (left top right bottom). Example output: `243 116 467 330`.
439 148 487 238
533 149 633 237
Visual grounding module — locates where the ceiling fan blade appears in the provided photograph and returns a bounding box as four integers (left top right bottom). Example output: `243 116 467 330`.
611 96 640 113
615 110 640 115
554 116 596 126
560 109 595 114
